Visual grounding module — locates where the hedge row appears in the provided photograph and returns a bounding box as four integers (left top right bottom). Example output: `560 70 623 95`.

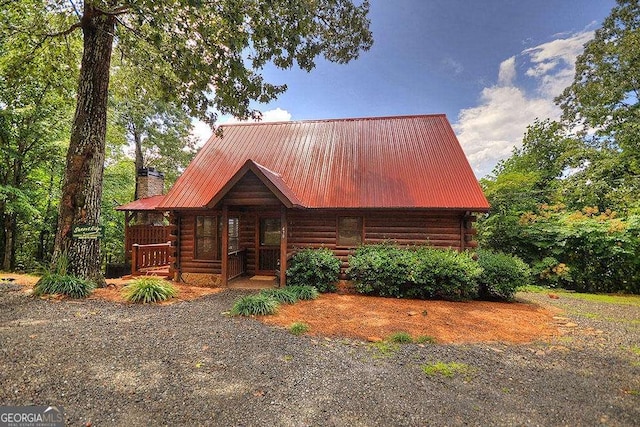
286 245 530 301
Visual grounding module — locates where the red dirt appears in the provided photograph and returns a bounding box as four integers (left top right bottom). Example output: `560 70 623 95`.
259 293 561 344
1 273 221 304
3 273 560 343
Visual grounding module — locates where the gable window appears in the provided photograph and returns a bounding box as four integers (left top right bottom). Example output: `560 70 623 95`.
338 216 363 247
195 216 219 260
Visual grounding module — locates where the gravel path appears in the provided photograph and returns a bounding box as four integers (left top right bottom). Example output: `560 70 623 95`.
1 283 638 426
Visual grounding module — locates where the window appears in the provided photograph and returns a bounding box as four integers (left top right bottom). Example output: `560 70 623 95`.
338 216 362 247
260 218 281 246
228 217 239 252
195 216 218 260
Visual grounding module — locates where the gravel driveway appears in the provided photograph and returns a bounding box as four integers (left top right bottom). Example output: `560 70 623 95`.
1 283 638 426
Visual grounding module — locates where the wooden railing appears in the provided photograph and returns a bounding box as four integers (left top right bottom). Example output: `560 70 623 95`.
125 225 171 260
227 249 246 279
131 242 171 276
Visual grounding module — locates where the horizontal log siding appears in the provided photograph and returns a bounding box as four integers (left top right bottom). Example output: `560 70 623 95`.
178 212 221 274
222 172 281 206
288 210 466 276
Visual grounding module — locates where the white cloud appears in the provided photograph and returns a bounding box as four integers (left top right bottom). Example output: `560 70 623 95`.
497 56 516 86
191 107 292 147
454 30 593 178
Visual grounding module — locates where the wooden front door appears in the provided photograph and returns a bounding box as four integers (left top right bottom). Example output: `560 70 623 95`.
257 217 280 274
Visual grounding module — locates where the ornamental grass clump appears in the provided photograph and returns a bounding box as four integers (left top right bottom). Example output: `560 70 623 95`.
286 285 320 300
33 274 95 298
231 294 279 316
260 288 298 304
122 277 177 303
387 331 414 344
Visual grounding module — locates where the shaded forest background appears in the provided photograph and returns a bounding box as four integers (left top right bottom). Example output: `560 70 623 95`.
1 1 638 293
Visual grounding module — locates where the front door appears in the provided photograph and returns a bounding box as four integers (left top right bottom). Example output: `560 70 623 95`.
257 217 280 274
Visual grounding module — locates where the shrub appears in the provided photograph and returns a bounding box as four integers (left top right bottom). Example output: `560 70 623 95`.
33 273 95 298
289 322 310 335
347 244 481 301
231 294 279 316
122 277 178 303
286 285 320 300
260 288 298 304
476 249 531 301
286 248 341 292
387 331 413 344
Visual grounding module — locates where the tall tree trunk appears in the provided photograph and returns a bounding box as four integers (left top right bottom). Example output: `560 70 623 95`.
133 126 144 199
3 213 16 271
52 6 115 285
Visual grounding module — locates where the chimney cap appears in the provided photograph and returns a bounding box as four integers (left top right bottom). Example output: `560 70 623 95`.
137 167 164 178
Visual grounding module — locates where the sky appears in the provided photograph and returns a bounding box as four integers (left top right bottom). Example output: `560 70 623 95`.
193 0 617 178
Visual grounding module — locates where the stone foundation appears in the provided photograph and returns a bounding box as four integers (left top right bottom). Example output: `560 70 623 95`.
179 272 222 288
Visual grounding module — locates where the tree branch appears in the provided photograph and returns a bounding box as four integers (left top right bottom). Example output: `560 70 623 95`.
45 22 82 38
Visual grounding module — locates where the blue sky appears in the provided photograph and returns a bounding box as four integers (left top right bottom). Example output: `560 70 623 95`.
194 0 617 178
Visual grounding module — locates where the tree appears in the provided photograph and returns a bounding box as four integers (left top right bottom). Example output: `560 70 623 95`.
11 0 372 284
0 3 79 270
556 0 640 165
109 59 197 192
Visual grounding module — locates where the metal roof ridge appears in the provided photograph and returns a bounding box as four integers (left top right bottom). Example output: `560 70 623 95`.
217 113 448 128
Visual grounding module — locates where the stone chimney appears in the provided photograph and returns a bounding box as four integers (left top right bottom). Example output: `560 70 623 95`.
136 167 165 200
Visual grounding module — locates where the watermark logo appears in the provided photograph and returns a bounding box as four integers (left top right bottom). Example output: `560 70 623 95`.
0 406 64 427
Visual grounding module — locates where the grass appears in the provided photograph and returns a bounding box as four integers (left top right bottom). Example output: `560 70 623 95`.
286 285 319 300
122 277 177 303
368 341 400 358
555 291 640 306
289 322 310 335
33 273 95 298
415 335 437 344
421 361 472 378
231 294 280 316
517 285 549 293
387 331 414 344
260 288 298 304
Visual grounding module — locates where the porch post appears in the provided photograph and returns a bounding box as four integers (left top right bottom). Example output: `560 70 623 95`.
279 206 288 287
221 205 229 286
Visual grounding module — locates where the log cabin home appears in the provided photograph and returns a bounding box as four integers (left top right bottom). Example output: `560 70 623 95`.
150 115 489 286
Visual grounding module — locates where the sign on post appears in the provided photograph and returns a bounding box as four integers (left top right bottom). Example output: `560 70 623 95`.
72 225 104 240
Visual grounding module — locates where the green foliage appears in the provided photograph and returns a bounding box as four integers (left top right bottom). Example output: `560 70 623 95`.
347 244 481 301
286 285 320 300
230 294 280 316
289 322 310 336
286 248 341 292
420 362 471 378
33 274 95 298
122 277 178 303
415 335 437 344
476 249 531 301
368 341 400 358
387 331 413 344
260 288 299 304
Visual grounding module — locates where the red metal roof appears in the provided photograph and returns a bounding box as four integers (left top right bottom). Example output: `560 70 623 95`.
159 115 490 210
116 195 166 211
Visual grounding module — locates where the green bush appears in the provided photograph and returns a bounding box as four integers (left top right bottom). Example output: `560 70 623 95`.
33 273 95 298
286 285 320 300
231 294 279 316
286 248 341 292
347 244 481 301
122 277 178 303
476 249 531 301
260 288 298 304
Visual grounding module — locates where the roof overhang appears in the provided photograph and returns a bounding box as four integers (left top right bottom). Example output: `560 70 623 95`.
205 159 304 209
115 195 166 212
